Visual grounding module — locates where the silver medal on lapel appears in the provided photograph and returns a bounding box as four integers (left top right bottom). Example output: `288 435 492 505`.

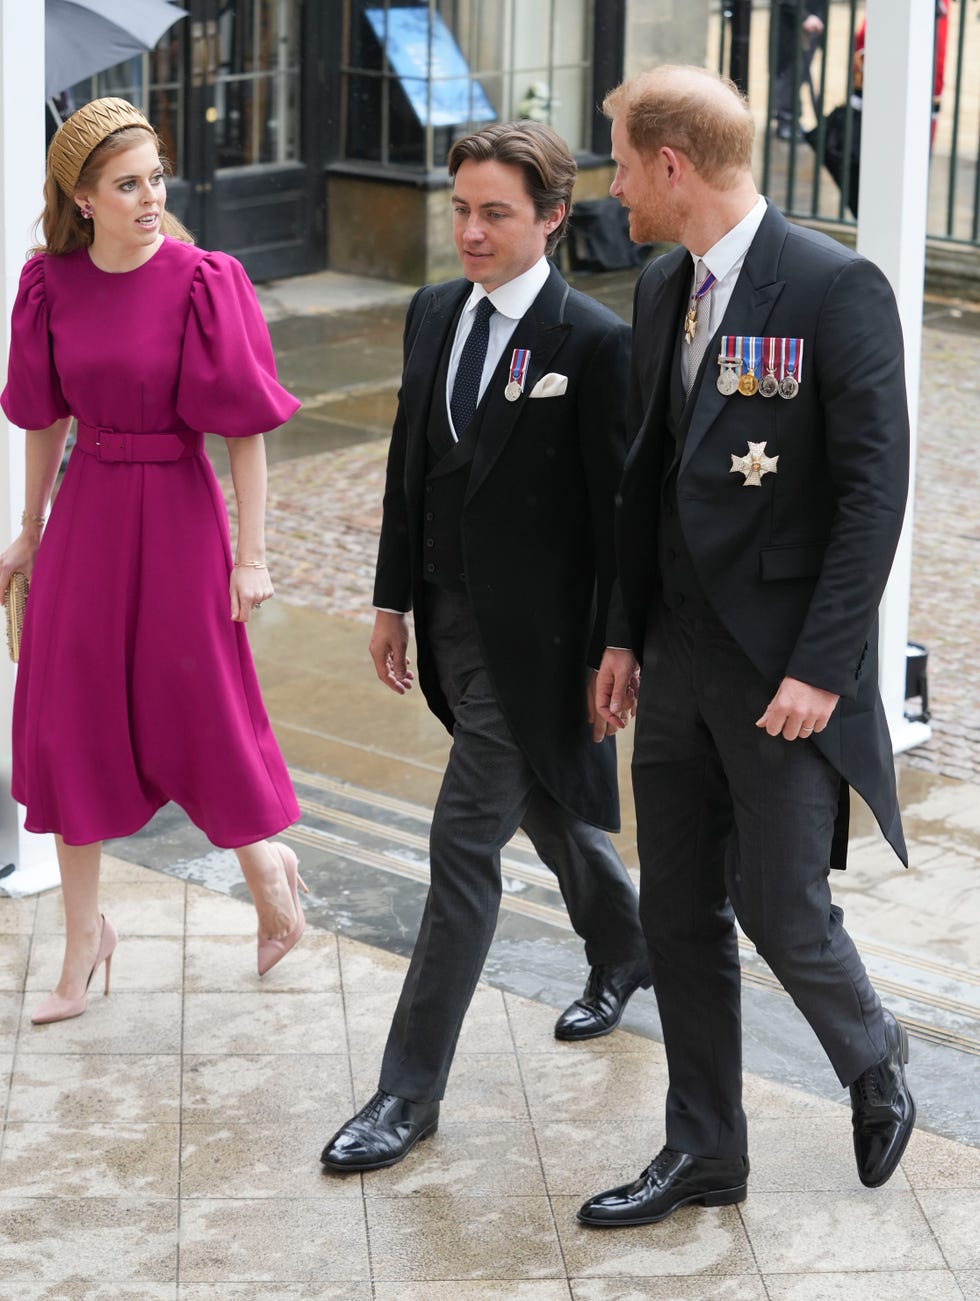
778 336 803 399
716 336 740 396
759 336 779 397
506 348 530 402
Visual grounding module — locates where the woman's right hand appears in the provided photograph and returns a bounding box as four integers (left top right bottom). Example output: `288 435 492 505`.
0 532 41 604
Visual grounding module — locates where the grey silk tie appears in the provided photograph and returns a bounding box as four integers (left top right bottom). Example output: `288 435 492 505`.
450 297 495 435
685 258 711 395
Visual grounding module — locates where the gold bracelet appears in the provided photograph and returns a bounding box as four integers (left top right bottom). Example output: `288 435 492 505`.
233 560 267 569
21 510 45 527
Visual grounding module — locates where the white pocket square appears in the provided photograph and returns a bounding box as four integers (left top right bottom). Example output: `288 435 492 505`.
529 372 568 398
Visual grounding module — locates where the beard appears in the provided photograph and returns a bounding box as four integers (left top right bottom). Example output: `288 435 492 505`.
625 197 677 246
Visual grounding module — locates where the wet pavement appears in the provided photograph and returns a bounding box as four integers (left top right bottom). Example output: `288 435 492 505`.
6 857 979 1298
2 265 979 1296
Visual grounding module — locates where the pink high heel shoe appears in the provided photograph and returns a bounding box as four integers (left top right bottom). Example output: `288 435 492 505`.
31 914 118 1025
257 843 309 976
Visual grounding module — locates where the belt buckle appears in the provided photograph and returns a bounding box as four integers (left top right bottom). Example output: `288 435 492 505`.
96 429 128 462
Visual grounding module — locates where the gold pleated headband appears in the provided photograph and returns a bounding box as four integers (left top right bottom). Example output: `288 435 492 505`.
48 97 155 197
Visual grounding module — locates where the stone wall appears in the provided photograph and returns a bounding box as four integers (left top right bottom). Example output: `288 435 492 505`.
328 166 623 284
625 0 711 78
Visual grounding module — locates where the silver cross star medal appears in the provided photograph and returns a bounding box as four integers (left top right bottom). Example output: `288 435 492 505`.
730 440 778 487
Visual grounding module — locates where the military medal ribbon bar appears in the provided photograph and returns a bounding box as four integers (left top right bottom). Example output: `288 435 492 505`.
717 336 740 395
759 335 779 398
505 348 530 401
716 336 804 399
779 337 803 399
738 334 760 396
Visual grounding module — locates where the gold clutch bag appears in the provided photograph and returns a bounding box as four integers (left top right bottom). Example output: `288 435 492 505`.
5 571 29 662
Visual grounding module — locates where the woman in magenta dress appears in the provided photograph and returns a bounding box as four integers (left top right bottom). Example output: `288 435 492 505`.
0 98 306 1025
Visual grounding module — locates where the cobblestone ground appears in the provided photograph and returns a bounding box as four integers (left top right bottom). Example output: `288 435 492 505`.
221 314 980 783
904 315 980 781
262 439 389 620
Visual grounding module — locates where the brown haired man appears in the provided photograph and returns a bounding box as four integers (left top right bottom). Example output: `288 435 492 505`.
577 65 915 1227
320 121 649 1173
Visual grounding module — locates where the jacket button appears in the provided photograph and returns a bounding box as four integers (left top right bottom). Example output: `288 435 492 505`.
426 511 434 521
426 562 435 574
425 538 434 548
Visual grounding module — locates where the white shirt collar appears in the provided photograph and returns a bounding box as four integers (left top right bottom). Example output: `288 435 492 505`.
464 256 551 321
693 195 768 283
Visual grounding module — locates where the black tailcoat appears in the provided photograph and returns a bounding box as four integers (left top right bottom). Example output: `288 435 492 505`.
609 204 909 864
374 263 631 831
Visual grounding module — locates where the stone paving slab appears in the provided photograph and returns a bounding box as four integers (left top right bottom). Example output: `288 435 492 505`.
2 869 975 1296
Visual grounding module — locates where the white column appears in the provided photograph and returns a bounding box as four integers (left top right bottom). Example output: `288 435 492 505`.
0 0 59 888
857 0 933 754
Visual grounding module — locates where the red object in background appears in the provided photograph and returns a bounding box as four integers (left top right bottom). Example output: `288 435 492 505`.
854 2 948 144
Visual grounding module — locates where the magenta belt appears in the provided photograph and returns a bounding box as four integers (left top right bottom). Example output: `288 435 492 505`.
74 421 204 463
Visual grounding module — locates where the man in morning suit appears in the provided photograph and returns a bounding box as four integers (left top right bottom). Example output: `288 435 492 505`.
577 66 915 1227
320 121 650 1173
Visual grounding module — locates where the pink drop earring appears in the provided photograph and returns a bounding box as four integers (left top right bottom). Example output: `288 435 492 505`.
79 203 93 219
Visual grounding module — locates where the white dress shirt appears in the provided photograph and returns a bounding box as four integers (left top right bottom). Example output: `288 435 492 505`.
446 256 551 440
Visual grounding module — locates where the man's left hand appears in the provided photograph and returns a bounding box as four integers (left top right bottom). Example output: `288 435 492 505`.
756 675 840 741
587 670 620 740
591 649 641 742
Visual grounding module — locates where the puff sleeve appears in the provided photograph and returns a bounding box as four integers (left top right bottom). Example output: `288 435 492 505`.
176 251 300 436
0 255 71 430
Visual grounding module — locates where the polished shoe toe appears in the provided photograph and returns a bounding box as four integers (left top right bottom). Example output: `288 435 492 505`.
554 958 651 1041
320 1089 440 1172
850 1008 916 1188
577 1147 749 1227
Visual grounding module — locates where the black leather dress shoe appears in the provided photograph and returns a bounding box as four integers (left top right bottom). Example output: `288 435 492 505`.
320 1089 440 1172
554 959 651 1041
850 1009 916 1188
577 1148 749 1227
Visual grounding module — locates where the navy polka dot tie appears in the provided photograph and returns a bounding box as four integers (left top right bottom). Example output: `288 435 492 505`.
450 297 495 436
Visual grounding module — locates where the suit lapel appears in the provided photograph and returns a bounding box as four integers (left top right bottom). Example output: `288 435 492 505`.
679 204 789 475
427 419 480 478
403 279 470 453
465 264 571 502
623 251 689 479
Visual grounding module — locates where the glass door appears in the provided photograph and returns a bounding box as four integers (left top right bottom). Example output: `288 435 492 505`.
185 0 313 278
60 0 324 281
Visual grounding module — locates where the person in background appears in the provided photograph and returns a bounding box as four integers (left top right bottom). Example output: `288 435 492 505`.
809 2 948 218
854 1 948 146
773 0 827 141
0 97 305 1025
